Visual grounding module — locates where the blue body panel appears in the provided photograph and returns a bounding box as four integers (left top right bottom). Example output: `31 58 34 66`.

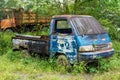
76 34 111 46
79 49 114 61
49 35 77 63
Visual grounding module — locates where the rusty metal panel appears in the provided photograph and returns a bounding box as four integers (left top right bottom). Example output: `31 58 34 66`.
13 34 48 41
12 35 49 55
28 40 48 54
12 38 29 49
70 16 106 35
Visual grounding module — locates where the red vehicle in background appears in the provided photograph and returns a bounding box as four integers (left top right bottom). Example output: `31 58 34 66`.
0 8 51 32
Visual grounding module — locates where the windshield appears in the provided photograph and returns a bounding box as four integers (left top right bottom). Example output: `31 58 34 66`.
70 16 106 35
0 11 7 20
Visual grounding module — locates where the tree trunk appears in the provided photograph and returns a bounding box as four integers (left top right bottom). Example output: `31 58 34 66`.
63 0 69 14
74 0 78 14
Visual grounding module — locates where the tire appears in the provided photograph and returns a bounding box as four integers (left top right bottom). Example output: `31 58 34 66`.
57 55 69 67
3 29 14 36
22 49 30 57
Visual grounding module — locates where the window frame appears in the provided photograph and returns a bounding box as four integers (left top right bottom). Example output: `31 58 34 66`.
53 18 73 35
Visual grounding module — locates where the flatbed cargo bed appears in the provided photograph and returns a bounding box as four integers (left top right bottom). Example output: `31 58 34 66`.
12 35 49 55
13 34 48 41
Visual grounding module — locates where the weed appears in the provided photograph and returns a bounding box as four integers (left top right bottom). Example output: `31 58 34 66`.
0 30 120 79
99 19 120 40
0 39 7 55
72 62 86 75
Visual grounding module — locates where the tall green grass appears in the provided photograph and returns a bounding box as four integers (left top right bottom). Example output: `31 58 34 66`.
0 32 120 79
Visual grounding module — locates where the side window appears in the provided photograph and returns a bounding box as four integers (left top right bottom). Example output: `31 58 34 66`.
54 20 72 34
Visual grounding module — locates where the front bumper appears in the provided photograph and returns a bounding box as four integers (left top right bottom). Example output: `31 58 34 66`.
78 49 114 62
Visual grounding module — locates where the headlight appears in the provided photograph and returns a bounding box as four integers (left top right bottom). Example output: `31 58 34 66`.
108 42 112 49
79 45 94 52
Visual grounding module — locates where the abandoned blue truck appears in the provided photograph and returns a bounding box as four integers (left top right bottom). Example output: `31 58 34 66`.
12 15 114 65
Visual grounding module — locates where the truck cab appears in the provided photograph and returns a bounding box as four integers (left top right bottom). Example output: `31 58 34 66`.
0 9 16 30
49 15 114 64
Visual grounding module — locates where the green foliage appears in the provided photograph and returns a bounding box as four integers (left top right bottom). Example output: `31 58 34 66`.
99 19 120 40
6 50 24 62
36 27 49 35
86 61 101 73
0 0 5 8
72 62 86 74
98 59 110 71
0 39 8 55
0 32 11 55
0 33 120 79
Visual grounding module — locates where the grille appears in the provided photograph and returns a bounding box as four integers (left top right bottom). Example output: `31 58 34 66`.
95 44 108 51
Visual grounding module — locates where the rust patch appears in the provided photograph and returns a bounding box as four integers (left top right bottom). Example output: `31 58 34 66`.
52 15 92 20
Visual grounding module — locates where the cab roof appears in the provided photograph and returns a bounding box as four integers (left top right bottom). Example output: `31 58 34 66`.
52 15 92 19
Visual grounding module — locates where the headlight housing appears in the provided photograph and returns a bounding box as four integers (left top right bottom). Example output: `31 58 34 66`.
108 42 112 49
79 42 113 52
79 45 94 52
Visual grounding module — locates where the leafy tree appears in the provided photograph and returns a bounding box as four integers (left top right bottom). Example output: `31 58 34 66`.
0 0 5 8
1 0 120 28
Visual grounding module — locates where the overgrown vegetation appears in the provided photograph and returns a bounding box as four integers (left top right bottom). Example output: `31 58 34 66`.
99 19 120 40
0 30 120 79
21 26 49 36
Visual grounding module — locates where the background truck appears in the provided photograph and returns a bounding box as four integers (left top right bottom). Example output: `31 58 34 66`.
0 8 50 32
12 15 114 66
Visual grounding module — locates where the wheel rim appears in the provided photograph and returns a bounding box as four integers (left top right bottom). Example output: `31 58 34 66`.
57 55 68 66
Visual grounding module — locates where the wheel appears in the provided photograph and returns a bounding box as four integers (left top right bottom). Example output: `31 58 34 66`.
57 55 69 67
3 29 14 36
22 49 30 57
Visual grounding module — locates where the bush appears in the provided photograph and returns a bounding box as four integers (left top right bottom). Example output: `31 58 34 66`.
0 39 8 55
99 19 120 40
0 32 12 55
72 62 86 74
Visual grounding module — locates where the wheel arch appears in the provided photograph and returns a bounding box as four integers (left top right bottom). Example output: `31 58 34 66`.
55 52 67 58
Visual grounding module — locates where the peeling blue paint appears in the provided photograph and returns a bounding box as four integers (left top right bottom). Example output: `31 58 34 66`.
76 33 111 46
49 35 77 63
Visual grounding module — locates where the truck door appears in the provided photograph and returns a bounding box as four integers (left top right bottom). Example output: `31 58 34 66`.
49 18 77 63
1 9 15 30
